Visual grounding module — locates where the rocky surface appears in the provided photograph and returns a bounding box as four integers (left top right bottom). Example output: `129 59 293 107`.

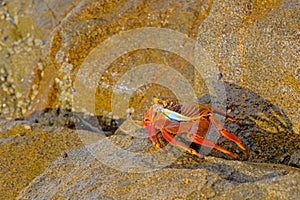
0 0 299 199
17 143 300 199
0 120 83 199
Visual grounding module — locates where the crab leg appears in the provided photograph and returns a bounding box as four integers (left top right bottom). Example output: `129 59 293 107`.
210 116 249 159
188 134 239 159
211 107 238 123
161 129 204 158
147 124 165 152
149 133 162 149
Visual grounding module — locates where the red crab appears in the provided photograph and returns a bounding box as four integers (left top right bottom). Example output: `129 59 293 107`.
143 97 249 160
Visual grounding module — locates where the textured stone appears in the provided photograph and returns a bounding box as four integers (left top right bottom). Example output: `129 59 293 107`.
17 145 300 200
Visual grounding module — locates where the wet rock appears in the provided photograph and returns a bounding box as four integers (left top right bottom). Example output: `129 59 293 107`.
23 0 213 118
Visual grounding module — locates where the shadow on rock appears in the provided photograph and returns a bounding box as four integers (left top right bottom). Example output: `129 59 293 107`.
24 108 124 136
170 161 289 184
197 82 299 168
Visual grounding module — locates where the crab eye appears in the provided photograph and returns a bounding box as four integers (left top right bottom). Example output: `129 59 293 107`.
143 118 151 122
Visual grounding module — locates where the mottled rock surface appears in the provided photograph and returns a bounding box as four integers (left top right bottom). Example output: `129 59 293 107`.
0 0 299 199
17 144 300 200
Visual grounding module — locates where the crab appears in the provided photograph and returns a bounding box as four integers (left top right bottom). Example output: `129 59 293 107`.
143 97 249 160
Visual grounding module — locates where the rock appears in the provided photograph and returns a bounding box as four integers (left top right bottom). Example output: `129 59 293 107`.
0 120 83 200
17 144 300 199
0 0 299 199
